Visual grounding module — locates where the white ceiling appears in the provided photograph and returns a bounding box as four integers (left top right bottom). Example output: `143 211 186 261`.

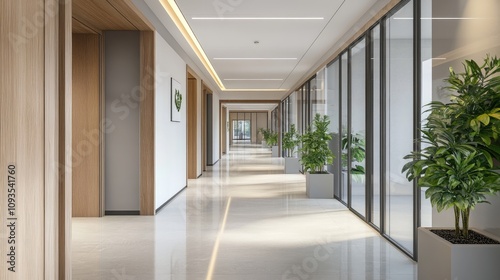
144 0 387 98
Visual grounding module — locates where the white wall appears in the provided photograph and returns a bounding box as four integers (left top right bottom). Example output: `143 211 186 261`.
155 31 187 210
105 31 141 212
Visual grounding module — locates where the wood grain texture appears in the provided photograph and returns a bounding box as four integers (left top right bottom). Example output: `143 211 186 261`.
1 0 45 278
72 17 99 34
107 0 154 30
59 0 73 278
187 78 198 179
72 0 153 32
45 0 60 278
140 31 155 215
72 34 101 217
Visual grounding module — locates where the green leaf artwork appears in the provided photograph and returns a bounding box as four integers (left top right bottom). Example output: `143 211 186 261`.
175 89 182 112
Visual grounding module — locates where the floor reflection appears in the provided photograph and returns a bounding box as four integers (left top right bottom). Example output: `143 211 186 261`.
72 144 416 280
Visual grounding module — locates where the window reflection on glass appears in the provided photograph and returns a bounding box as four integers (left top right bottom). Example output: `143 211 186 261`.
420 0 500 228
385 0 414 254
350 38 367 217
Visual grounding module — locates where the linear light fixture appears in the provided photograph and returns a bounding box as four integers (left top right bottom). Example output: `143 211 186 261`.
214 57 297 60
159 0 226 90
394 17 481 20
192 17 324 20
224 78 284 81
223 88 289 92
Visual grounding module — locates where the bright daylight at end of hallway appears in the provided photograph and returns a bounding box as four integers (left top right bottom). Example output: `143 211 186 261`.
72 144 416 280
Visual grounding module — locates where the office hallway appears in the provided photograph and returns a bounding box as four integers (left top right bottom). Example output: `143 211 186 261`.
72 144 416 280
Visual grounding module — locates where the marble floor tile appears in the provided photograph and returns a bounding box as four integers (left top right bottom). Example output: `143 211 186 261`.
72 144 416 280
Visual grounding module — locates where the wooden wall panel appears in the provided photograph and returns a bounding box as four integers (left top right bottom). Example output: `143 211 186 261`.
140 31 155 215
59 0 73 278
0 0 73 278
187 78 198 179
1 0 44 278
72 34 101 217
221 106 227 154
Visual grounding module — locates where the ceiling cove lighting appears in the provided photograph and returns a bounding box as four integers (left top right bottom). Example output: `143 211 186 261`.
214 57 297 60
227 89 289 92
159 0 225 90
192 17 324 20
224 79 284 81
394 17 481 20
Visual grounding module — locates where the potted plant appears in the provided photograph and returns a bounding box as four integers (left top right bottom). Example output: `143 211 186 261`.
267 131 279 157
259 128 271 147
282 124 301 173
300 114 335 198
402 55 500 280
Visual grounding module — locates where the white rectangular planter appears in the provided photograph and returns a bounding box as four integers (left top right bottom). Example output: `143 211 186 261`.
261 140 267 148
418 227 500 280
306 172 334 198
284 157 300 174
271 146 279 157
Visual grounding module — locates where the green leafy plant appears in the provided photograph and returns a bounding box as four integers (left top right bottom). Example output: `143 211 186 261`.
259 128 271 142
300 114 335 174
402 55 500 239
267 131 279 146
282 124 300 157
341 133 366 175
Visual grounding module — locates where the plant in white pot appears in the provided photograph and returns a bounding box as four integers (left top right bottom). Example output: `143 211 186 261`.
267 131 279 157
259 128 271 147
300 114 335 198
402 55 500 280
282 124 301 174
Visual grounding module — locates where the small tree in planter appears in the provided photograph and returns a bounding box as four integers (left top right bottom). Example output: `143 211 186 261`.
266 130 279 157
282 124 301 173
259 128 271 147
403 55 500 239
301 114 335 198
403 55 500 280
283 124 300 157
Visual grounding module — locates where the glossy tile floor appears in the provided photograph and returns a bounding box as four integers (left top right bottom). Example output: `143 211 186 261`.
72 144 417 280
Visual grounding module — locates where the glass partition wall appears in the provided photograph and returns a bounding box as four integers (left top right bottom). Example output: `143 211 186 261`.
280 0 420 258
279 0 500 259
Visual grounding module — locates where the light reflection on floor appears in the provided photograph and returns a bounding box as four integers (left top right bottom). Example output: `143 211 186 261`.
72 144 416 280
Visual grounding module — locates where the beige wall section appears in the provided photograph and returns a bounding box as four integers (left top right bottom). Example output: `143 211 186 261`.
1 0 71 278
72 34 101 217
140 31 155 215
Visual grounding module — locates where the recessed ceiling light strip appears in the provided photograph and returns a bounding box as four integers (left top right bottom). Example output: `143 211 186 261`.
224 89 289 92
192 17 324 20
224 79 284 81
159 0 226 90
214 57 297 60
